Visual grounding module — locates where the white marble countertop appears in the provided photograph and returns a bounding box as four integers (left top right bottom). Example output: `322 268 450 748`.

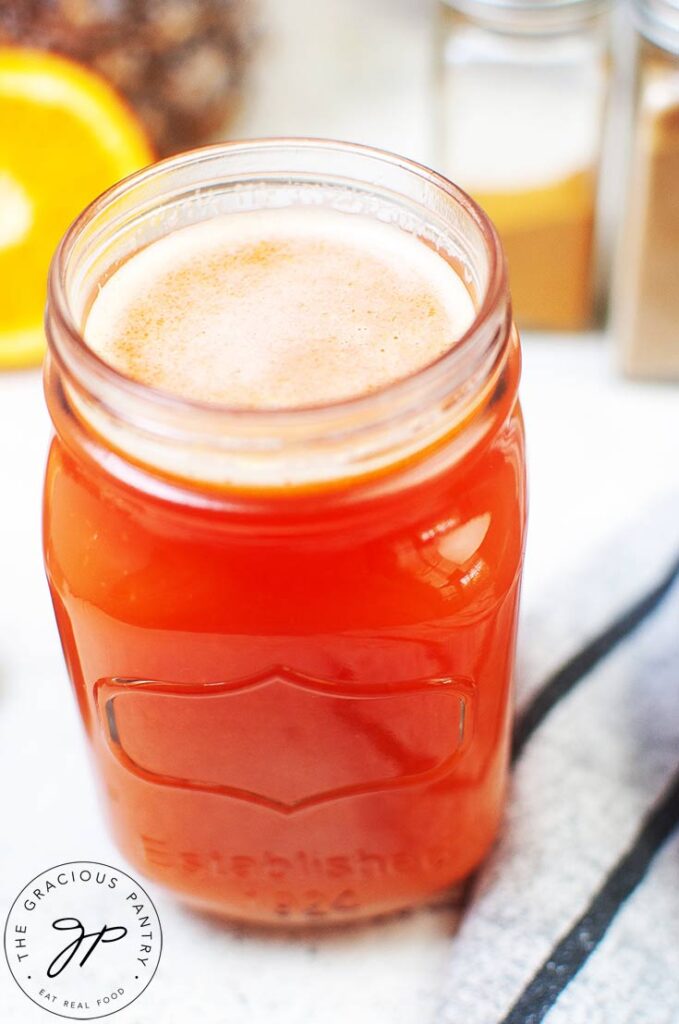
2 1 679 1021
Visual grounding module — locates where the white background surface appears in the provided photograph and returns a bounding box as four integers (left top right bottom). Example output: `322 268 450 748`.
1 1 679 1021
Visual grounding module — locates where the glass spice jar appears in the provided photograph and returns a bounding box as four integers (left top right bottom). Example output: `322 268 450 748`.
614 0 679 379
436 0 612 331
0 0 255 156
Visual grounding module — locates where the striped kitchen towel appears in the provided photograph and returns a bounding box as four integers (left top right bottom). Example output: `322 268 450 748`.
437 495 679 1024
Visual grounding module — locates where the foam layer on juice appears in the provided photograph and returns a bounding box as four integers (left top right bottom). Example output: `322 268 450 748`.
85 207 475 409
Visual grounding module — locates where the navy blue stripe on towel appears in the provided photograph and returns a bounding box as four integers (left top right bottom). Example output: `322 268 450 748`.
498 765 679 1024
512 553 679 763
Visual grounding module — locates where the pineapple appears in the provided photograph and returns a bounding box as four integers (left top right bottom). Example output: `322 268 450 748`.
0 0 255 155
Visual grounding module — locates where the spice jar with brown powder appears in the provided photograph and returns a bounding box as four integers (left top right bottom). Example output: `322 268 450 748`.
437 0 612 331
614 0 679 378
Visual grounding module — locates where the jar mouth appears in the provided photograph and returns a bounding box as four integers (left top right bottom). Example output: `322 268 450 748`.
49 138 506 421
46 138 512 490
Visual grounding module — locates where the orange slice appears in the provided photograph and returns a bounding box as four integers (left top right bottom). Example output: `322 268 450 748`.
0 48 154 368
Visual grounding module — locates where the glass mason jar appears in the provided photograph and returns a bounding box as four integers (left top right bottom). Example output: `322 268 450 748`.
43 140 526 926
614 0 679 379
436 0 612 330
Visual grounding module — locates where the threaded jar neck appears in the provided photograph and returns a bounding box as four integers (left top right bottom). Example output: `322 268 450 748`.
46 139 513 495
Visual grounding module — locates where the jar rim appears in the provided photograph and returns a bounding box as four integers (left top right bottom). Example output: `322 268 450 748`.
49 137 506 421
634 0 679 54
440 0 611 31
46 138 512 490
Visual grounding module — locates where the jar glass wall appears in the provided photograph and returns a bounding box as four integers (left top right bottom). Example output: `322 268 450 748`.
43 140 526 925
